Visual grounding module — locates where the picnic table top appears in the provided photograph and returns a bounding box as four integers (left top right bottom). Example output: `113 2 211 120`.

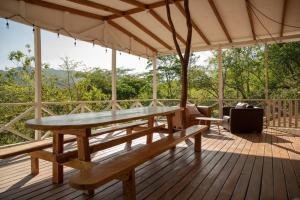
26 106 180 130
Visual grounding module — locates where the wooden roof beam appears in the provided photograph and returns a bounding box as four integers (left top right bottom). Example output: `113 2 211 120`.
108 21 157 53
245 0 256 40
149 9 186 45
66 0 171 50
280 0 288 37
174 2 210 45
67 0 123 15
125 16 172 50
23 0 105 20
23 0 156 53
208 0 232 43
107 0 183 20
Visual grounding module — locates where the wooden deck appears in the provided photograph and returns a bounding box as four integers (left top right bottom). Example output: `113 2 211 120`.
0 126 300 200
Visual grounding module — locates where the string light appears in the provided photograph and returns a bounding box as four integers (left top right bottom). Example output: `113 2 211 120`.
5 18 9 29
92 40 95 47
138 57 140 60
57 32 60 38
32 24 35 32
119 51 121 55
74 38 77 47
105 48 108 53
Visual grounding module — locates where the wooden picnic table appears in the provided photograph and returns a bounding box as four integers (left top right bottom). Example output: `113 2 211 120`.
26 106 180 184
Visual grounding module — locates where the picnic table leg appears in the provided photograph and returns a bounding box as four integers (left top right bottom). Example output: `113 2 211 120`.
166 114 176 150
53 133 64 184
126 128 133 150
122 170 136 200
194 133 201 152
77 129 94 195
146 116 154 144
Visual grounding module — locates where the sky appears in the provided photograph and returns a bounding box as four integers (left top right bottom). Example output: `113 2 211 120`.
0 19 212 73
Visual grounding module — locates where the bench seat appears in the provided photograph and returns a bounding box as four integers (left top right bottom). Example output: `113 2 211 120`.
69 125 208 198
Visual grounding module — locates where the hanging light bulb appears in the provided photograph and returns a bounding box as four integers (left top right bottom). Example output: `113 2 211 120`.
74 38 77 47
105 48 108 53
139 57 140 60
57 32 60 38
129 50 131 54
5 18 9 29
92 40 95 47
32 24 35 32
119 51 121 55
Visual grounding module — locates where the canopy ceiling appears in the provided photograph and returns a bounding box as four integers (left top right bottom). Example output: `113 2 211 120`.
0 0 300 58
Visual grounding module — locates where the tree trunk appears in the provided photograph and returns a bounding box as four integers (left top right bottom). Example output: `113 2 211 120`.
165 0 192 129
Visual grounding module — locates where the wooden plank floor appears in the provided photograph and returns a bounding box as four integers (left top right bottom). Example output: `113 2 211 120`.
0 126 300 200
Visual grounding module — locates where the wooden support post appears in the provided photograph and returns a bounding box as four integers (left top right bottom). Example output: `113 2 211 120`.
194 133 201 152
217 47 223 118
152 55 158 107
52 133 64 184
112 49 117 111
34 26 42 140
31 157 39 175
122 170 136 200
146 116 154 144
264 44 270 127
166 114 174 134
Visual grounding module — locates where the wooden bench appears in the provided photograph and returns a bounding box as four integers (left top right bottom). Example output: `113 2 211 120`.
0 120 148 173
69 125 208 199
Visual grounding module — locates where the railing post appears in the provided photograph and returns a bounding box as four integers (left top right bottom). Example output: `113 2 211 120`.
111 49 117 111
152 55 157 107
217 47 223 118
34 26 42 140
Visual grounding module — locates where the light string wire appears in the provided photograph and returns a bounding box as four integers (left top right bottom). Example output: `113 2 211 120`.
2 14 152 59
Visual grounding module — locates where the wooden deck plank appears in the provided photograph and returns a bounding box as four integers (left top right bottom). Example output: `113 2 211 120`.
215 134 253 200
278 131 300 199
0 127 300 200
144 132 232 200
201 135 251 200
271 129 288 200
260 130 274 199
171 133 241 199
244 132 266 200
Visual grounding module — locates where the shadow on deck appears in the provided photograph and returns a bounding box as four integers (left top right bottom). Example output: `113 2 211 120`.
0 126 300 200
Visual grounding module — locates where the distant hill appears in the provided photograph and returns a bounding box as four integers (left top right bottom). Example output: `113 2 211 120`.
0 67 80 87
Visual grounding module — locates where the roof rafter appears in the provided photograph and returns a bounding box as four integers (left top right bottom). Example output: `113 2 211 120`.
149 9 186 45
67 0 123 15
174 2 210 45
23 0 157 53
23 0 105 20
125 15 172 50
108 21 157 52
208 0 232 43
245 0 256 40
67 0 172 50
280 0 288 37
107 0 183 20
117 0 186 45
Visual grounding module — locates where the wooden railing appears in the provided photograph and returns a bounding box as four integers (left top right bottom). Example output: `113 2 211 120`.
0 99 299 145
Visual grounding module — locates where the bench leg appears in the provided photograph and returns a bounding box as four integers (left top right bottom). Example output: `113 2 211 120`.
53 133 64 184
77 129 94 195
122 170 136 200
194 133 201 152
126 128 132 150
31 157 39 175
147 116 154 144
